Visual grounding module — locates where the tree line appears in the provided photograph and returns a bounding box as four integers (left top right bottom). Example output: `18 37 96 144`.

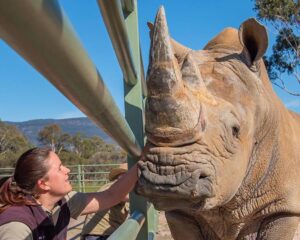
0 120 126 168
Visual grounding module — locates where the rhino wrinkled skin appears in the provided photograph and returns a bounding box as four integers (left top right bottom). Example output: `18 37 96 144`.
136 7 300 240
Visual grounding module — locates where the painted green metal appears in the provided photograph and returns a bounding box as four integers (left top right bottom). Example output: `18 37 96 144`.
0 0 141 158
108 211 145 240
77 165 83 192
140 50 148 97
97 0 137 85
97 0 147 97
121 0 135 13
122 1 158 239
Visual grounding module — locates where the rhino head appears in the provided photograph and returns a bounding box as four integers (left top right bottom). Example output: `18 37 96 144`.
136 7 272 212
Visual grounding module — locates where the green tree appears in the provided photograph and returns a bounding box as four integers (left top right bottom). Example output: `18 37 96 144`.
253 0 299 95
88 147 126 164
59 151 85 165
68 133 88 158
70 134 114 160
38 124 71 153
59 133 126 165
37 124 126 166
0 120 32 167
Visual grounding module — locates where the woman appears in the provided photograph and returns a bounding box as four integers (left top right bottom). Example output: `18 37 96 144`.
0 147 138 240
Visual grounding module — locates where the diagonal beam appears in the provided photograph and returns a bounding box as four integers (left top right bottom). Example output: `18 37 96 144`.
97 0 147 97
97 0 138 86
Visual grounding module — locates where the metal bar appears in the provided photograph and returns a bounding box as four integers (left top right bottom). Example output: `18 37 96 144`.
122 1 158 239
121 0 135 13
69 179 107 183
82 167 86 192
108 210 145 240
97 0 138 85
77 165 83 192
76 164 120 167
97 0 148 96
70 171 109 175
140 48 148 97
0 0 141 158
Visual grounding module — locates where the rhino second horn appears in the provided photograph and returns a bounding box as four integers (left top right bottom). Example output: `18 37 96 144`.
147 6 182 96
181 54 205 89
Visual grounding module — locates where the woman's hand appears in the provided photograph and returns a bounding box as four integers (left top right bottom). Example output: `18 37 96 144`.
81 163 138 215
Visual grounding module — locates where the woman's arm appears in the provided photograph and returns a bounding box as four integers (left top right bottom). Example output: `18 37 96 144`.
80 163 137 215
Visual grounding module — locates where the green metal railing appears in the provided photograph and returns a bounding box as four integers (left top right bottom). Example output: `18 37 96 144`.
108 211 145 240
68 163 120 192
0 167 14 179
0 0 157 239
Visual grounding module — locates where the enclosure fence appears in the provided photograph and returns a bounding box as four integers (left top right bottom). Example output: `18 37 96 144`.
1 164 121 193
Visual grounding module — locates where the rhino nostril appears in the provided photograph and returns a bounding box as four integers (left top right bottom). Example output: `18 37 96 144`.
232 125 240 138
199 174 208 180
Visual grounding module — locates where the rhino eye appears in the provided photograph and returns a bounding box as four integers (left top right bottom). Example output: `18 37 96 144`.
232 125 240 138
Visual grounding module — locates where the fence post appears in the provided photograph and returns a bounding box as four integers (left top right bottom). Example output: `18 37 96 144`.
123 0 158 239
77 164 82 192
82 165 86 192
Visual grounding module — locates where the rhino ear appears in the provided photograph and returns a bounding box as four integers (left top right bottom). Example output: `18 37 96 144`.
239 18 268 66
147 22 154 39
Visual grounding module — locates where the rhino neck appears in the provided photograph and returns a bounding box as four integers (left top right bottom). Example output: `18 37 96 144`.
224 125 282 221
169 208 248 239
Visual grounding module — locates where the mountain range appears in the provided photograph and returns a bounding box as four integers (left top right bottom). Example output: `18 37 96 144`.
6 117 113 145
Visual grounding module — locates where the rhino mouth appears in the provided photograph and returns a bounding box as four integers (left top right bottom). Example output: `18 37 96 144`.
136 143 215 210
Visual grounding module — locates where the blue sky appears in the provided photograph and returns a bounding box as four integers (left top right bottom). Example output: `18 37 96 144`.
0 0 299 122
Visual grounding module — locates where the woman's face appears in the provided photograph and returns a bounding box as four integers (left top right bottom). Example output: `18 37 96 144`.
42 151 72 197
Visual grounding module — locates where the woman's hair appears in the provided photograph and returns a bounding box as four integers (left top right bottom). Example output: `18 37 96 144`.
0 147 52 212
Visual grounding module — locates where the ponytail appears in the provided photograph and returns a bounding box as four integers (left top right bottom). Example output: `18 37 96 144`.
0 176 36 213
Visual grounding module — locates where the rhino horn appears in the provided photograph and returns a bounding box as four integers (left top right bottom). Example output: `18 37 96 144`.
181 54 205 89
145 7 203 146
147 21 190 63
146 6 182 96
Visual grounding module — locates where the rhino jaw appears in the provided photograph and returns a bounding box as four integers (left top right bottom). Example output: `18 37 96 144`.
136 144 215 211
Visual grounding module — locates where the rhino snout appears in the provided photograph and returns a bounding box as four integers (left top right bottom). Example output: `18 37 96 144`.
136 155 215 210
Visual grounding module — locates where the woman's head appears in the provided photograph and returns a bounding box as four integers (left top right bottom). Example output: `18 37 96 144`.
38 151 72 197
14 147 51 193
0 147 71 210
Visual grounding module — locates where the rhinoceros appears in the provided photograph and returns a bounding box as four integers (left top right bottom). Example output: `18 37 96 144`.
136 7 300 240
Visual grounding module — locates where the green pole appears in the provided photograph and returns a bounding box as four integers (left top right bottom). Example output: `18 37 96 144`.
77 165 82 192
123 1 158 239
108 211 145 240
82 166 86 192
